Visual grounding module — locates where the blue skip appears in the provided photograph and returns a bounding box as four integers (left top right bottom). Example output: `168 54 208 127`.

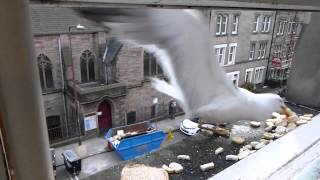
105 121 165 160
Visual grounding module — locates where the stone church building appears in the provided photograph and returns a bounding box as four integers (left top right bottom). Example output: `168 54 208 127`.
31 7 175 144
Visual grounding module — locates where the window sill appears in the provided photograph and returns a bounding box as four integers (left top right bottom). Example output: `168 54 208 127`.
215 34 228 37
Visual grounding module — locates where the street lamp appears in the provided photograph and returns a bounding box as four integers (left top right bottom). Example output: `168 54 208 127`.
68 24 86 145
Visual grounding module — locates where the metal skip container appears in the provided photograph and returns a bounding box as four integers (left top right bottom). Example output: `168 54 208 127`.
105 121 165 160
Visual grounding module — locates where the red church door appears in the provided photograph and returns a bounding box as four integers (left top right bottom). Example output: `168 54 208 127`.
97 101 112 133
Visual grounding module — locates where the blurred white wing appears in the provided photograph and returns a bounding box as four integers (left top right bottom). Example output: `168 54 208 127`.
76 8 283 123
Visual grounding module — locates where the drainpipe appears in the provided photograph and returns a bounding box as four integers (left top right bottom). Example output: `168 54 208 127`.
58 35 69 137
265 10 278 85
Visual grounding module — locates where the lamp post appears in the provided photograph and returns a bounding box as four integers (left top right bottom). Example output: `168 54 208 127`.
68 24 86 145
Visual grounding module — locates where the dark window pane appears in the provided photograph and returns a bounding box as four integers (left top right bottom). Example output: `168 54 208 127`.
80 50 95 83
45 65 54 88
39 67 45 89
89 59 95 81
37 54 54 89
157 64 163 75
144 52 150 77
127 111 136 125
151 105 156 118
81 59 88 82
150 56 157 76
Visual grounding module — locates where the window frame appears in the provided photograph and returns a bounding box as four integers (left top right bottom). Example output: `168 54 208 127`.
249 42 256 60
261 16 272 32
253 15 260 33
214 44 227 66
245 68 254 83
231 14 239 35
37 54 54 90
226 71 240 87
216 14 228 35
254 66 266 84
227 43 237 65
257 41 268 59
80 50 96 83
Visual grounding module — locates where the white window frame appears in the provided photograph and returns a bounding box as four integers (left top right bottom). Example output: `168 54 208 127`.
277 21 287 35
216 15 228 35
227 71 240 87
249 42 256 60
214 44 227 66
288 22 294 34
216 15 222 35
231 15 239 35
274 44 282 58
245 68 254 83
253 15 260 33
257 41 267 59
227 43 237 65
254 66 266 84
261 16 271 32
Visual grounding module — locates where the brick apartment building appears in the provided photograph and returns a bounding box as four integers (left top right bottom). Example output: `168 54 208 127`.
32 7 173 144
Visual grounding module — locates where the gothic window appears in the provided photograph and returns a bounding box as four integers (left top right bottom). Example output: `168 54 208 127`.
80 50 95 83
143 52 163 77
37 54 54 89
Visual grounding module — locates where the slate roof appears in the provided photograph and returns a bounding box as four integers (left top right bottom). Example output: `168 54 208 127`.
30 6 107 35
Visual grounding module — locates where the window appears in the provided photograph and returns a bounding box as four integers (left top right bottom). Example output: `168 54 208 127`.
227 43 237 65
288 22 299 35
144 52 163 77
227 71 240 87
151 105 156 118
273 44 282 58
261 16 272 32
277 21 287 35
126 111 136 125
254 66 266 84
288 22 294 34
46 116 62 141
292 23 298 34
216 14 228 35
80 50 95 83
214 44 227 66
253 15 260 33
249 42 256 60
257 41 268 59
245 68 254 83
231 15 239 34
37 54 54 90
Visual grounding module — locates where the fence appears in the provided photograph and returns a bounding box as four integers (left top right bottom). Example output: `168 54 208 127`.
129 102 184 124
47 122 80 144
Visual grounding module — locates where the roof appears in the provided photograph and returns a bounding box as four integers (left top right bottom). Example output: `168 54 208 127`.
30 6 107 35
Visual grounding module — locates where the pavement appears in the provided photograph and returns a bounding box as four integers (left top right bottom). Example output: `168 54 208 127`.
54 114 185 167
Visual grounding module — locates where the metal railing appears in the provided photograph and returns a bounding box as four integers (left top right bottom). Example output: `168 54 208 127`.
133 102 184 123
47 122 80 144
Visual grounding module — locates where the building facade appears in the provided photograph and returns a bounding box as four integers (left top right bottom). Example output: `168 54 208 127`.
204 9 276 87
32 7 174 144
266 11 310 87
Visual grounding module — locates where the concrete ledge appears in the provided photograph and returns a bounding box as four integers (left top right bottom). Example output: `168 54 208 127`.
210 114 320 180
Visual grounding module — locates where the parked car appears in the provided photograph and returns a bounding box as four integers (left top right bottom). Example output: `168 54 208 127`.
180 119 200 136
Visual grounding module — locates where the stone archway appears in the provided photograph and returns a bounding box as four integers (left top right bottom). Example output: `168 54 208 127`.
97 100 112 133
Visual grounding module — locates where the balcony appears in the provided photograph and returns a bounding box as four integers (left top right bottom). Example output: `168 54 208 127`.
67 81 126 103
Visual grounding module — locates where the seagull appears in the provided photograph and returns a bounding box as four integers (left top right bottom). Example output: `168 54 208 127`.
76 8 284 124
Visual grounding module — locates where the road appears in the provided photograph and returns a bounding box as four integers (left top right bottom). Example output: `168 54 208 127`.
55 131 187 180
